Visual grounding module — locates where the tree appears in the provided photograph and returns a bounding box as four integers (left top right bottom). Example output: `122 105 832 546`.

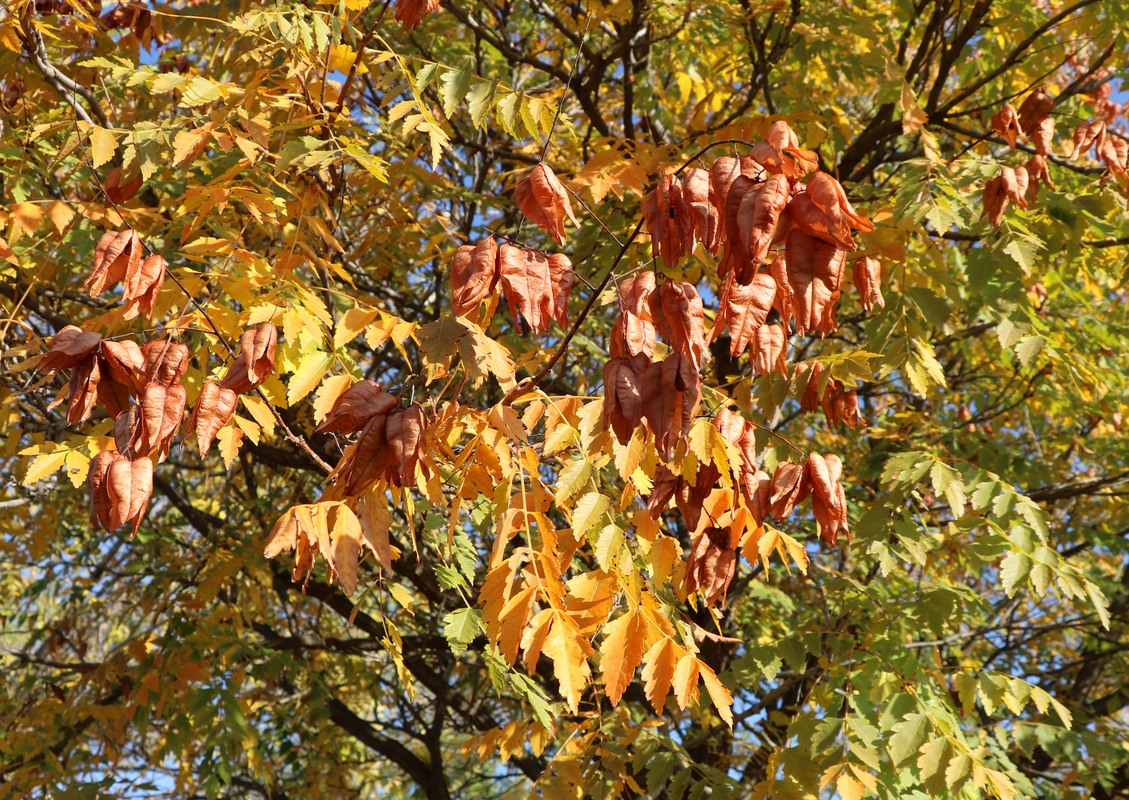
2 0 1128 797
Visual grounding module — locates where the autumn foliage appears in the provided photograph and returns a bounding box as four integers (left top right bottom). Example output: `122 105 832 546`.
4 1 1129 799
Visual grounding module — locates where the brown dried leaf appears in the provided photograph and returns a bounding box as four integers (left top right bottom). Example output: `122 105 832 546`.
785 230 846 336
39 326 102 373
822 383 860 429
1023 155 1055 201
610 271 657 358
241 322 278 386
104 166 142 205
809 452 848 544
140 340 190 386
642 174 691 267
851 255 884 312
742 467 773 526
106 454 153 534
751 120 818 178
713 272 777 357
769 459 810 519
155 384 187 461
768 253 793 330
646 464 681 518
603 354 650 445
681 167 716 252
451 238 499 318
684 527 736 605
121 254 166 320
640 352 701 463
548 253 574 330
1017 87 1054 138
385 404 429 488
315 380 398 435
192 380 238 457
67 357 101 424
86 229 142 297
395 0 440 30
749 323 788 376
499 244 554 334
87 450 117 531
739 173 791 272
99 339 145 393
719 174 758 282
981 166 1026 227
1069 119 1106 159
709 156 763 252
649 280 708 370
1028 116 1054 157
514 163 578 246
990 104 1023 151
342 414 390 495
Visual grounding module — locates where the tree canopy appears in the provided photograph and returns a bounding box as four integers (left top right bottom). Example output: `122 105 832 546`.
2 0 1129 798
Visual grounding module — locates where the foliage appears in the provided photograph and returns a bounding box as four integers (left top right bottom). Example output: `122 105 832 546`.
2 0 1129 798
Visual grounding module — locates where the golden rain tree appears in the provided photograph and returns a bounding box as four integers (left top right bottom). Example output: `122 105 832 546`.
2 0 1129 798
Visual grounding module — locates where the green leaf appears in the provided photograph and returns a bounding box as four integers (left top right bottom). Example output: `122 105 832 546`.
888 712 930 765
467 80 498 128
439 68 473 118
442 608 481 656
999 551 1031 597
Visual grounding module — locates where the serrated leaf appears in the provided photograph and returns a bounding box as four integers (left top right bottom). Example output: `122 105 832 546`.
594 524 624 571
999 551 1031 596
442 608 481 656
22 446 70 485
572 492 610 539
555 459 592 506
90 126 118 168
888 712 930 765
287 350 335 405
467 80 497 129
1014 334 1044 366
600 609 644 705
439 67 472 118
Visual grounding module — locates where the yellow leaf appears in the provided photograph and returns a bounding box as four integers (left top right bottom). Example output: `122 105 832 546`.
90 126 118 168
837 771 866 800
600 609 644 705
671 653 700 710
352 490 394 572
327 44 368 75
334 307 379 350
287 350 335 405
0 25 21 52
23 446 69 485
172 124 214 169
329 505 363 591
698 660 733 726
541 611 592 714
9 202 44 237
313 374 354 423
641 637 678 713
215 424 244 468
389 582 415 614
646 536 680 586
64 448 90 488
239 394 277 436
46 201 75 235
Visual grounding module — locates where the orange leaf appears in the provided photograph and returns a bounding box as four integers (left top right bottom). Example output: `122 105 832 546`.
600 609 645 706
514 163 578 245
